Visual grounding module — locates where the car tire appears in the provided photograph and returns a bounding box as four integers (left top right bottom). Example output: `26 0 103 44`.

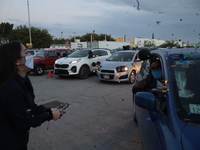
128 70 136 84
34 64 45 76
78 65 90 79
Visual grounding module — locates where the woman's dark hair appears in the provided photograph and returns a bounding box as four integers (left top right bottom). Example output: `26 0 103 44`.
0 41 22 89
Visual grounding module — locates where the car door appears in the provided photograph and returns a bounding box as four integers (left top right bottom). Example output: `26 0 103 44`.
45 51 60 68
135 55 182 150
90 50 110 70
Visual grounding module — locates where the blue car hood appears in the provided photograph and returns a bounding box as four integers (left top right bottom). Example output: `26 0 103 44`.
181 124 200 150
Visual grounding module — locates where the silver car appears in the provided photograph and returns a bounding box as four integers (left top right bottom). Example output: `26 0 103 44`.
96 50 142 83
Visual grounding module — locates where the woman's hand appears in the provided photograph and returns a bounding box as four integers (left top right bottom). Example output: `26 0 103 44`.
51 108 61 120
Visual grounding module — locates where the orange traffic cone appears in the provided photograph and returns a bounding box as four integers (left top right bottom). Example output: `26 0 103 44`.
47 70 53 78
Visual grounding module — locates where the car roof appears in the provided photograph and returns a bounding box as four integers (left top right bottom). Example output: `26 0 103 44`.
27 49 40 51
117 50 139 53
150 48 200 58
44 49 72 51
79 48 110 50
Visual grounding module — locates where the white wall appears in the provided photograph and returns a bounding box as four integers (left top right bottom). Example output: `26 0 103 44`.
134 38 165 47
71 42 87 50
98 41 131 49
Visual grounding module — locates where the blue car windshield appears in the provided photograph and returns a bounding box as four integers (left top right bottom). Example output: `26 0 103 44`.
169 58 200 122
107 52 135 62
68 50 90 58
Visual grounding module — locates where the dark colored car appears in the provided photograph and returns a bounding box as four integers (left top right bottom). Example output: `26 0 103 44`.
32 49 74 75
133 48 200 150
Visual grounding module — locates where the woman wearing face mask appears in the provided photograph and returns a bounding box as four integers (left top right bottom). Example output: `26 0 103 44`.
0 42 64 150
132 59 163 94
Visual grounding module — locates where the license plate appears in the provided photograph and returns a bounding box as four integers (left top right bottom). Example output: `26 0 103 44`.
103 74 109 79
189 104 200 114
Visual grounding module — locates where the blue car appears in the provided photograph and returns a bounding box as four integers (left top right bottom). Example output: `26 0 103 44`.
133 48 200 150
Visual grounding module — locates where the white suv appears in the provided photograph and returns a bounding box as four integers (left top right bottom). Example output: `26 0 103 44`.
54 49 112 79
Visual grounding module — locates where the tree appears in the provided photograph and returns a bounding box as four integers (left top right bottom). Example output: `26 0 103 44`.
0 22 14 38
159 41 177 48
70 33 115 42
10 25 53 48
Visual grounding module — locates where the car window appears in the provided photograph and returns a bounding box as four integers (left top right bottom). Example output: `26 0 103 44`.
169 58 200 122
48 51 57 58
28 51 35 55
140 59 150 78
93 50 108 56
68 50 90 58
34 51 47 57
107 52 135 62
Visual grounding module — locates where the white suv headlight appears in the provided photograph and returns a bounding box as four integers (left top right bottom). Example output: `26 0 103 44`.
70 59 81 64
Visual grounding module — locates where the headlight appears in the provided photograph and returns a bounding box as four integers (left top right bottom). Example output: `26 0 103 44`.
55 60 58 64
70 59 81 64
116 66 129 72
96 65 102 71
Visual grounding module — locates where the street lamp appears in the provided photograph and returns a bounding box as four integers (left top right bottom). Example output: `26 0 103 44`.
61 32 63 39
61 32 63 44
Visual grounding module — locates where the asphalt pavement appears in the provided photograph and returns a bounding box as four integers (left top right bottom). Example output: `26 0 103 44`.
27 72 143 150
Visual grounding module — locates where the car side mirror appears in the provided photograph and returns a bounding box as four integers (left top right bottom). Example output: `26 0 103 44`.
57 52 61 56
135 92 156 112
62 53 68 57
88 51 93 58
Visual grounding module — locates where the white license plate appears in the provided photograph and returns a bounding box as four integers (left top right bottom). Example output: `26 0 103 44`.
103 75 109 79
189 104 200 114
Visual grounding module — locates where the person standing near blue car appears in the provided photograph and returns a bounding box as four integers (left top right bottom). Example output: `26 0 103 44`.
0 41 65 150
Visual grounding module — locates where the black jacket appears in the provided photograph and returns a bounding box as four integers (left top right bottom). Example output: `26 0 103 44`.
0 74 51 150
132 73 158 94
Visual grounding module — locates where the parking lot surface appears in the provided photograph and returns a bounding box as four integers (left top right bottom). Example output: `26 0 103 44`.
28 72 143 150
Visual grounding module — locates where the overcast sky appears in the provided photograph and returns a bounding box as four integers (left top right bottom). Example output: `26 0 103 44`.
0 0 200 44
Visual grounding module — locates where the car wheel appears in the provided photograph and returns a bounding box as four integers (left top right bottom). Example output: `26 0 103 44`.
78 65 90 79
34 65 45 76
128 70 136 84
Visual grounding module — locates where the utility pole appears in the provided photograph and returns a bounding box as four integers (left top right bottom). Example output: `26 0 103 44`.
73 32 76 42
92 30 95 41
27 0 32 48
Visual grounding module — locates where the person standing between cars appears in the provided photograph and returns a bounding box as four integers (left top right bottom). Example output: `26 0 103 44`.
0 41 65 150
132 59 163 94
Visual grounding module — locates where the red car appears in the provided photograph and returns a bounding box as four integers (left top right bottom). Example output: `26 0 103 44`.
32 49 74 75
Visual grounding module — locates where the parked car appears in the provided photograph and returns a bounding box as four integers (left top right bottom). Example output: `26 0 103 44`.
109 48 123 54
32 49 74 75
54 48 112 79
133 48 200 150
96 50 142 83
27 49 40 56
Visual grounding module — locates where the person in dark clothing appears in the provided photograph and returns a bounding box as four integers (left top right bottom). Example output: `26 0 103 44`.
0 42 65 150
132 59 163 94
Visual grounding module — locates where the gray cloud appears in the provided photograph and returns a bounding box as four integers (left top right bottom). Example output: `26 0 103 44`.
0 0 199 44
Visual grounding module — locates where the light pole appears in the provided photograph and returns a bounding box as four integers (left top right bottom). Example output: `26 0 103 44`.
61 32 63 44
27 0 32 48
92 30 95 41
73 32 76 42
